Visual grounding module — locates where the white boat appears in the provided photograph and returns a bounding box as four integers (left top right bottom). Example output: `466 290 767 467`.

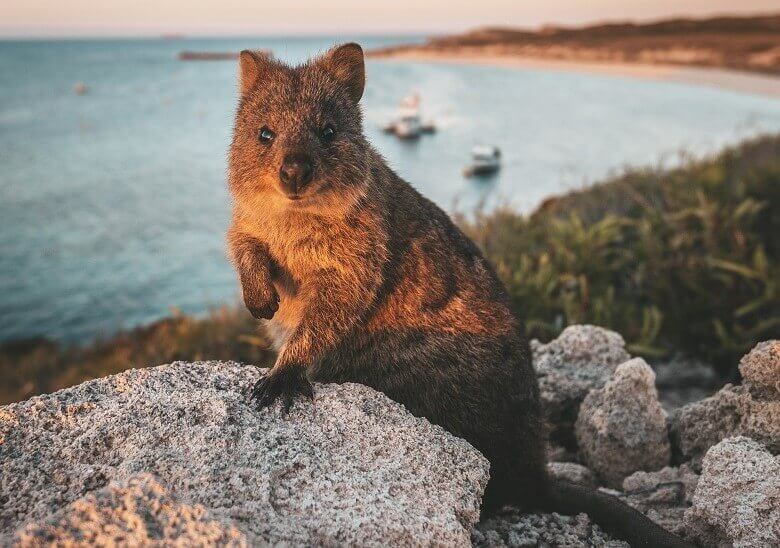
464 145 501 177
383 94 435 139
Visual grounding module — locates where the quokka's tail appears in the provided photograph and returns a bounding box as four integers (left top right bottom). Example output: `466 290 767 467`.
540 477 693 548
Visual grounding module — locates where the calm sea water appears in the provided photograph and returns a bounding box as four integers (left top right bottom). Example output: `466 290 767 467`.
2 37 780 344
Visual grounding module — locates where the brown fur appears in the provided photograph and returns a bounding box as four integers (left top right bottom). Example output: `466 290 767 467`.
227 44 690 548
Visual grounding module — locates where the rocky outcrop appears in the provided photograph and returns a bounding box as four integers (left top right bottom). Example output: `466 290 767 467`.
3 330 778 546
575 358 671 487
533 325 631 449
670 340 780 469
684 437 780 547
0 361 489 546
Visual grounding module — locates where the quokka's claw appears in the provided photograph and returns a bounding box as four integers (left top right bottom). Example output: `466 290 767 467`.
250 365 314 414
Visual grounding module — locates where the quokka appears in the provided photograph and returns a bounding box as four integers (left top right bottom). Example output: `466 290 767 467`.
227 43 691 548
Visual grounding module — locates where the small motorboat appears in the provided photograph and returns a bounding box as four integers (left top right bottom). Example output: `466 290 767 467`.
73 82 89 95
463 145 501 177
382 94 436 139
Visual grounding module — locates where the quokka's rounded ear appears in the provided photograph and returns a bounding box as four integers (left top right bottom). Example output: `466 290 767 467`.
320 43 365 103
239 50 273 95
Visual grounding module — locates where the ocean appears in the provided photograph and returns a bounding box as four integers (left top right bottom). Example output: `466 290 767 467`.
2 36 780 344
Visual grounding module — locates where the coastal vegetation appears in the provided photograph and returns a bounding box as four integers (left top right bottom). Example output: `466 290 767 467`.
0 307 274 404
1 134 778 403
462 134 780 377
370 13 780 76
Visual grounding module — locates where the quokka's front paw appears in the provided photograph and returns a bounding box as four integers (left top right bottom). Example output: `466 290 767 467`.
244 286 280 320
251 365 314 413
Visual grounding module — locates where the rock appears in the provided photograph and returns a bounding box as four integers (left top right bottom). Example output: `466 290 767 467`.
735 390 780 454
472 507 628 547
620 465 699 536
669 384 742 470
684 437 780 547
670 384 780 470
547 462 598 489
739 340 780 396
533 325 631 450
575 358 671 488
15 474 246 546
671 340 780 470
0 361 490 546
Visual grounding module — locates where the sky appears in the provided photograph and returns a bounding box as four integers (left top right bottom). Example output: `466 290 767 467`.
0 0 777 37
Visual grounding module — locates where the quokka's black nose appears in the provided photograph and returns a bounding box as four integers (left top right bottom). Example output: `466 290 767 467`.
279 154 314 194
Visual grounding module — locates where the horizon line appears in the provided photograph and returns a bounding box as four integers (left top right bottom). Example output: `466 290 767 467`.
2 9 778 40
0 32 435 40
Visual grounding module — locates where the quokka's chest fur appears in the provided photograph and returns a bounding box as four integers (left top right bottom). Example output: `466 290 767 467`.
237 200 389 337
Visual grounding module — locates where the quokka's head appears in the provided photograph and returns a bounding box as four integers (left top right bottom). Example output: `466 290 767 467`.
229 43 369 208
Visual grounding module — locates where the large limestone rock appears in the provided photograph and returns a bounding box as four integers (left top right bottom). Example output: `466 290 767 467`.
684 437 780 547
0 361 490 546
671 341 780 470
533 325 631 449
575 358 671 488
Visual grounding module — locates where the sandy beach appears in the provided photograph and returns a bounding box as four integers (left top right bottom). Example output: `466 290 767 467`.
370 50 780 99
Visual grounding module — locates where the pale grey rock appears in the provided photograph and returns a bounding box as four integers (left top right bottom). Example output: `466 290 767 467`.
533 325 631 449
15 474 246 547
0 361 490 546
684 437 780 547
472 507 627 547
575 358 671 488
739 340 780 396
620 465 699 536
547 462 598 489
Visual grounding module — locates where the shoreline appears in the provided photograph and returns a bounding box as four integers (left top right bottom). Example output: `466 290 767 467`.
369 50 780 100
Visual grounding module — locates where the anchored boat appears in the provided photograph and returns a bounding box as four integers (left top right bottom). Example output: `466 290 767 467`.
463 145 501 177
382 94 436 139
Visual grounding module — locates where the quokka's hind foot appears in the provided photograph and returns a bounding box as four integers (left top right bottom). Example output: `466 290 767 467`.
251 365 314 414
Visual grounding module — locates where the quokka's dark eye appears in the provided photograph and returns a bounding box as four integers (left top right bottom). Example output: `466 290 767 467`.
320 124 336 143
258 127 275 144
